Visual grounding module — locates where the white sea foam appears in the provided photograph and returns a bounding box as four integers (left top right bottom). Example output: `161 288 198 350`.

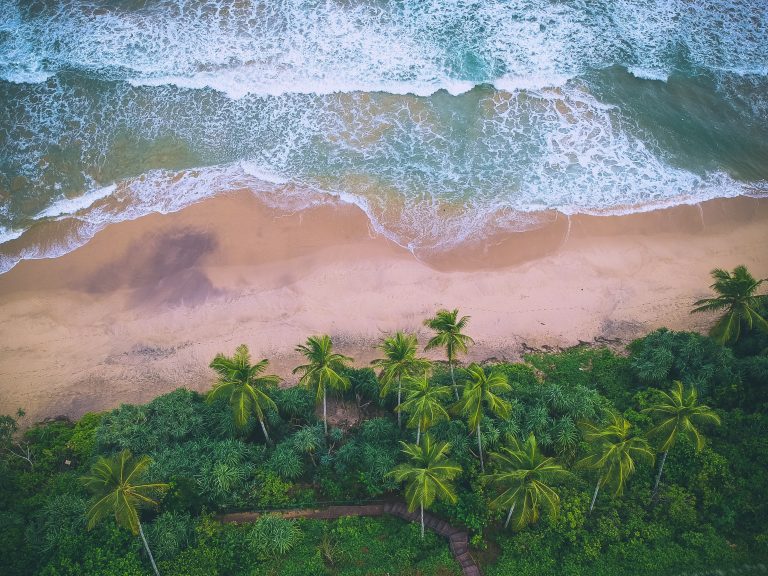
0 155 759 275
627 67 669 83
0 226 24 244
35 184 117 219
1 0 765 95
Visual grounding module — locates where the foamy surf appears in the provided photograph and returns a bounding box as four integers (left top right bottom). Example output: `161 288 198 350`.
0 158 761 275
1 0 767 274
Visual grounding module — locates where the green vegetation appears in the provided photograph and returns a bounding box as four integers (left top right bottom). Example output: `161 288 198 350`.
424 308 474 399
576 413 655 513
388 435 462 538
208 345 281 442
1 265 768 575
643 380 721 502
293 335 353 435
81 450 169 576
398 372 452 444
371 332 431 428
693 265 768 345
485 433 570 530
453 363 511 472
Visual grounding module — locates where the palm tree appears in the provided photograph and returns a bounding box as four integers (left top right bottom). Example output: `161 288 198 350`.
424 309 475 399
576 413 655 513
643 380 721 502
371 332 432 428
81 450 169 576
293 335 353 435
388 435 462 538
453 363 512 472
397 373 453 444
485 433 570 530
208 344 281 444
692 265 768 345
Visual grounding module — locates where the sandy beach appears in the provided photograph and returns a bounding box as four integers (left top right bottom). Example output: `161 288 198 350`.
0 192 766 423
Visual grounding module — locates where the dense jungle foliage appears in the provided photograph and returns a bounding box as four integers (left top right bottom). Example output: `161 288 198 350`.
2 277 767 576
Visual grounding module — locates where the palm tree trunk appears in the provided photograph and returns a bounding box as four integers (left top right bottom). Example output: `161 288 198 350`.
138 521 161 576
323 389 328 436
258 418 272 445
397 376 402 428
590 477 601 513
477 422 484 472
450 362 459 399
420 503 425 539
416 423 421 445
504 502 516 528
651 450 668 503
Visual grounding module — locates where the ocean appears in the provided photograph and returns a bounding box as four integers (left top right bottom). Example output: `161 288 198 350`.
1 0 767 272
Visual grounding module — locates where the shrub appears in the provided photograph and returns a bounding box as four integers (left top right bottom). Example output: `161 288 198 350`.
247 514 302 558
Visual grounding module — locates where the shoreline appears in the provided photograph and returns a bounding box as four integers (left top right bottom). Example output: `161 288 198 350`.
0 192 766 423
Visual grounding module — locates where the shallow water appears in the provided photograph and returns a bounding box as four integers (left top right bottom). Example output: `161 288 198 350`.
1 0 767 271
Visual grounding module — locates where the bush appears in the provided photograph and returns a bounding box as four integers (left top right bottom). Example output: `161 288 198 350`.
628 330 740 405
247 514 302 558
147 511 195 561
67 413 103 462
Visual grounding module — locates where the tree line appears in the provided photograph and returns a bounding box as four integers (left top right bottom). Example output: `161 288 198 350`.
75 265 766 574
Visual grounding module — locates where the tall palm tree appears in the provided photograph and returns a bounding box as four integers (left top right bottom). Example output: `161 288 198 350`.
388 435 462 538
398 373 453 444
692 265 768 345
453 363 512 472
576 413 655 513
81 450 169 576
293 335 353 435
643 380 721 502
208 344 281 444
424 309 475 399
371 332 432 428
485 433 570 530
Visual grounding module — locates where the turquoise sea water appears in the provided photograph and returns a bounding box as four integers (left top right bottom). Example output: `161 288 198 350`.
0 0 767 271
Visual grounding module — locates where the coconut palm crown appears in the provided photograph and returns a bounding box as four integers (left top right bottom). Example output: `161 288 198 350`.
643 380 721 501
424 308 475 398
388 435 462 538
293 335 353 434
208 344 281 442
397 373 453 444
576 413 655 512
81 449 168 576
485 433 570 530
692 265 768 345
371 332 432 427
453 363 512 472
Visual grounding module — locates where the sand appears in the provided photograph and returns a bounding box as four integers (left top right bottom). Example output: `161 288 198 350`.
0 192 766 423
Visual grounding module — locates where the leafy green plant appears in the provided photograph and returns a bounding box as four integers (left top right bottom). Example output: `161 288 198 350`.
642 380 721 501
485 433 570 530
388 435 462 538
294 335 353 435
424 308 475 399
207 344 281 443
372 332 432 427
247 514 302 558
576 414 655 512
80 450 169 576
398 373 452 443
692 265 768 345
453 363 512 472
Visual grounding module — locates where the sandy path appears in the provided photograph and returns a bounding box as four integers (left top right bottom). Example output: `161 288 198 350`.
0 192 765 422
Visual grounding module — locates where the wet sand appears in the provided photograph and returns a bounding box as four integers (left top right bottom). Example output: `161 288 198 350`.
0 192 766 423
